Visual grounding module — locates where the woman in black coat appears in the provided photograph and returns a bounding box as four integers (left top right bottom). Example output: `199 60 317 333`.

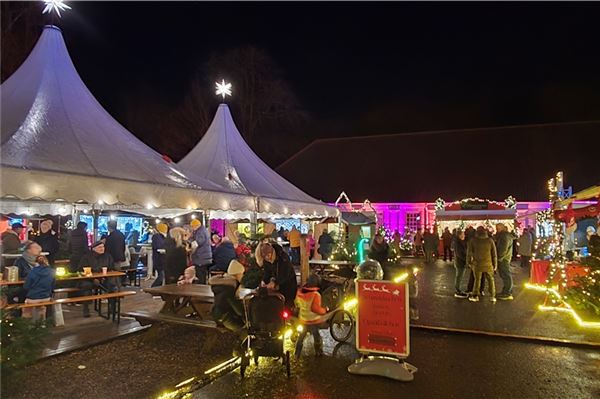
164 228 189 285
260 243 297 308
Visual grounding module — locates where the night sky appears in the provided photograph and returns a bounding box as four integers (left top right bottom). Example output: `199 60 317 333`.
3 2 600 198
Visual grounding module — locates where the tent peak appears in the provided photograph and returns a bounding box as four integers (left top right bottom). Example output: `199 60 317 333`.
44 25 62 32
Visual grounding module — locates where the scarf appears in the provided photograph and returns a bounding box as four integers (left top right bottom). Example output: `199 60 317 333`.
23 252 38 266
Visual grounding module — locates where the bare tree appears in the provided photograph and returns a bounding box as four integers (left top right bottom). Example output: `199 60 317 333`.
1 2 43 82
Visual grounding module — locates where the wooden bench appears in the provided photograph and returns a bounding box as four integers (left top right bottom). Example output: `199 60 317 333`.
124 310 223 331
6 291 137 324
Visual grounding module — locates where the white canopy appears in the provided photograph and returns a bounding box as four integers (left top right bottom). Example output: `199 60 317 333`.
1 25 254 213
178 104 336 218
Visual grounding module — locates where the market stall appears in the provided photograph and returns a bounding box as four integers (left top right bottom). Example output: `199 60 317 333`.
434 197 518 233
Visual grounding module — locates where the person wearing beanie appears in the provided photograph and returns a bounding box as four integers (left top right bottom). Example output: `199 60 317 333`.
208 259 246 332
294 274 328 358
78 241 117 317
151 223 168 287
190 219 212 284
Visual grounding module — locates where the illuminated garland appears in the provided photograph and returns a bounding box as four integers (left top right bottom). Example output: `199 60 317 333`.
546 172 567 305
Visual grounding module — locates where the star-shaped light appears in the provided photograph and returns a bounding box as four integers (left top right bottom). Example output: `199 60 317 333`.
215 79 232 100
42 0 71 18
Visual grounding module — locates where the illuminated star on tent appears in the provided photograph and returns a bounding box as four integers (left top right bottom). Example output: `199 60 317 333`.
215 80 232 100
42 0 71 17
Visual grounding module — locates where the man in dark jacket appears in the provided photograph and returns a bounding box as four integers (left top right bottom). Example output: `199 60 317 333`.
2 222 24 266
34 219 60 265
78 241 117 317
151 223 167 287
423 229 439 263
260 243 298 308
211 237 237 272
317 230 334 260
452 230 468 298
495 223 515 300
68 222 89 273
105 220 126 286
190 219 212 284
442 227 453 262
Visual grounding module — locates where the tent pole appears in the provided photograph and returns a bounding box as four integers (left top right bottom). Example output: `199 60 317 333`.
251 197 260 238
300 236 308 286
92 206 99 242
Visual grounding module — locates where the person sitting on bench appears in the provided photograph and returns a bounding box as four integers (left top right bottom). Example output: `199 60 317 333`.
209 260 245 333
78 241 117 317
23 254 55 322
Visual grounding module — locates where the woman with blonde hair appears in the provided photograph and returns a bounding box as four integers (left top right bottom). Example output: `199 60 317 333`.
165 227 189 284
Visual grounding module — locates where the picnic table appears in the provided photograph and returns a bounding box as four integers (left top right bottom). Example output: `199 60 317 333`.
0 271 126 286
144 284 214 319
309 259 356 275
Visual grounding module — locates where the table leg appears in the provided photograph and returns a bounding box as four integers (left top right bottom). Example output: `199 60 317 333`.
146 253 154 281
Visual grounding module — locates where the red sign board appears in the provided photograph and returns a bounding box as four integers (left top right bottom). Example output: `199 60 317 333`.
356 280 409 357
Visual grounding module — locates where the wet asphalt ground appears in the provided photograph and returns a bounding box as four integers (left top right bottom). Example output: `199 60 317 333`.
189 259 600 398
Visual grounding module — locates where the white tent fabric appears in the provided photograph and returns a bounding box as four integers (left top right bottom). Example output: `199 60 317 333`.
1 25 254 212
178 104 336 217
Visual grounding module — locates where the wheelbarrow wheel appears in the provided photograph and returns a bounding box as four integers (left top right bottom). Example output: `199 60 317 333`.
330 309 354 342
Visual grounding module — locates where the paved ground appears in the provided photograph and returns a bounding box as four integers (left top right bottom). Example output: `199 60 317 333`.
387 259 600 343
188 259 600 399
194 329 600 399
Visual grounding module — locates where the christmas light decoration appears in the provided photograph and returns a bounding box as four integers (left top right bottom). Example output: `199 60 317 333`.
215 79 232 100
42 0 71 18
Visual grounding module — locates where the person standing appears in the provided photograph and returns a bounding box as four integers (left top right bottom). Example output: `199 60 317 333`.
164 227 189 285
190 219 212 284
151 223 168 287
452 230 468 298
442 227 453 262
34 219 60 265
317 229 334 260
517 228 533 271
105 220 126 288
495 223 515 300
68 222 89 273
295 274 328 358
369 233 389 265
288 226 301 265
260 243 298 308
467 227 497 302
414 228 424 256
306 229 316 260
2 222 25 265
423 229 439 263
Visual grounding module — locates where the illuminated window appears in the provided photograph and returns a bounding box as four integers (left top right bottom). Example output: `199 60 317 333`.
406 212 422 232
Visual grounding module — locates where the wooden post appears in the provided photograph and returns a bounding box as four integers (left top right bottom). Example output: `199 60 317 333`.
300 236 309 286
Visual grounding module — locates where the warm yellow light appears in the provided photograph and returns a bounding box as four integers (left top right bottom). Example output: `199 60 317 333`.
56 267 66 277
204 357 239 375
284 328 293 339
175 377 195 388
343 298 358 311
393 273 409 283
296 324 304 333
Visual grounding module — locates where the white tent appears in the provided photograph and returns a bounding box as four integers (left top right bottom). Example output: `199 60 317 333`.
178 104 336 218
0 25 256 215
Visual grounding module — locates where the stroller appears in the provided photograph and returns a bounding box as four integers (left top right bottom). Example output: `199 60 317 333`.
239 288 291 378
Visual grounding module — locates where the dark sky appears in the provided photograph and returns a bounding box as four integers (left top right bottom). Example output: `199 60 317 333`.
5 2 600 176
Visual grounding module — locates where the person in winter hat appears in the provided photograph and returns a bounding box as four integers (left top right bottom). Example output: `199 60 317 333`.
294 274 328 358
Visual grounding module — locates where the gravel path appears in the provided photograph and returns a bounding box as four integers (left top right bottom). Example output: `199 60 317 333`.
3 324 236 399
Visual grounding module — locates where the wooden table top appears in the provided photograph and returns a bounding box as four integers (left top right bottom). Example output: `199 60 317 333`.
309 260 356 265
144 283 215 300
0 271 125 286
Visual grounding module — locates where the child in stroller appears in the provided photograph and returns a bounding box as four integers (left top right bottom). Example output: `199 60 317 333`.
240 287 291 378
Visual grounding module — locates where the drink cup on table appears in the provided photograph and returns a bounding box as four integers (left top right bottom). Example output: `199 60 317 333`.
102 267 108 275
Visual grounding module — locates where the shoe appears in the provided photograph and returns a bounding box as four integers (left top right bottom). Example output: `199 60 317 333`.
497 294 514 301
454 292 469 299
468 295 479 302
490 297 497 303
